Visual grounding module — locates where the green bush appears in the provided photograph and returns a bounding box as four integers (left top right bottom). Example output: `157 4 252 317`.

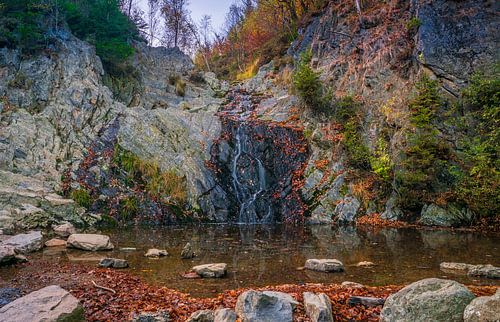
370 138 393 181
71 188 92 208
293 49 324 109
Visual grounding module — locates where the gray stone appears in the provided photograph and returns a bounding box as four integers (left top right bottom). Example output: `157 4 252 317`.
67 234 114 251
0 288 22 308
334 197 360 223
262 291 298 307
467 265 500 279
0 245 17 265
3 231 43 253
0 285 84 322
464 289 500 322
380 278 475 322
187 310 214 322
145 249 169 258
192 263 227 278
214 308 237 322
235 290 294 322
303 292 333 322
419 204 474 227
98 258 129 269
305 259 344 273
132 310 170 322
181 242 195 259
53 222 76 238
440 262 474 272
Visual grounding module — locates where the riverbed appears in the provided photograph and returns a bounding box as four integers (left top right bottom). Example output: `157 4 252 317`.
2 225 499 297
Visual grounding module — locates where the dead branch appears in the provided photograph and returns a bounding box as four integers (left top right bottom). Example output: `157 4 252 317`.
92 280 116 294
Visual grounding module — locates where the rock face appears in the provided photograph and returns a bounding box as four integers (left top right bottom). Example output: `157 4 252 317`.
2 231 42 253
419 204 474 227
380 278 475 322
145 249 169 258
463 289 500 322
303 292 333 322
334 197 360 224
214 308 237 322
98 258 128 269
305 259 344 272
235 290 295 322
67 234 114 251
0 285 84 322
192 263 227 278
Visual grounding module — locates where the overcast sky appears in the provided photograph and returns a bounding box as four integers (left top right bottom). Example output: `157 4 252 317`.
137 0 234 32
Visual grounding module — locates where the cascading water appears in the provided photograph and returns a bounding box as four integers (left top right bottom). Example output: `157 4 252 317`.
210 88 309 224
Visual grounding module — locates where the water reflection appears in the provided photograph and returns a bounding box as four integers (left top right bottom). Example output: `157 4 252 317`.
24 225 500 297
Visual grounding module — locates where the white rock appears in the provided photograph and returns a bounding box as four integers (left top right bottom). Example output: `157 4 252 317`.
192 263 227 278
3 231 43 253
463 289 500 322
303 292 333 322
66 234 114 251
53 223 76 238
305 259 344 272
145 248 168 257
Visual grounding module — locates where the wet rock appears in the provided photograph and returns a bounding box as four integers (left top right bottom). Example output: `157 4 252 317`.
53 222 76 238
0 285 84 322
440 262 473 272
0 288 22 308
214 308 237 322
380 278 475 322
132 310 170 322
45 238 67 247
356 261 374 267
348 296 385 307
303 292 333 322
334 197 360 223
192 263 227 278
419 204 473 227
2 231 43 253
305 259 344 273
67 234 114 251
98 258 128 269
0 245 17 265
145 249 168 258
341 281 364 289
181 242 195 259
235 290 294 322
187 310 214 322
467 265 500 279
463 289 500 322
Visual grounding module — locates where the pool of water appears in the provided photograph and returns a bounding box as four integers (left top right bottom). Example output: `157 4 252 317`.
14 225 500 297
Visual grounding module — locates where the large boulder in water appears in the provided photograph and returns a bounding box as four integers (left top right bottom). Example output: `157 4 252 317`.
235 290 296 322
0 285 84 322
192 263 227 278
380 278 475 322
2 231 43 253
67 233 114 251
305 259 344 273
463 289 500 322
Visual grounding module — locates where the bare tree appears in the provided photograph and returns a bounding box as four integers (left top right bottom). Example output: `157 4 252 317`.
147 0 162 46
161 0 192 49
189 15 213 71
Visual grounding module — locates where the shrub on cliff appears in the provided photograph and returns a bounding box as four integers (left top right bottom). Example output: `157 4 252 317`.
293 49 325 110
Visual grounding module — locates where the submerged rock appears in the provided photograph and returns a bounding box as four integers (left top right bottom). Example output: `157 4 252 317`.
67 234 114 251
305 259 344 273
181 242 195 259
356 261 374 267
98 258 128 269
145 249 169 258
235 290 295 322
187 310 214 322
380 278 475 322
192 263 227 278
2 231 43 253
0 285 84 322
463 289 500 322
303 292 333 322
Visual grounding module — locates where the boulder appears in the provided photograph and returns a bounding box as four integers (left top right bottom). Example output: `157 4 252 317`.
214 308 237 322
303 292 333 322
0 245 17 265
53 223 76 238
262 291 298 307
132 310 170 322
467 265 500 279
192 263 227 278
440 262 473 272
45 238 67 247
145 249 168 258
0 285 84 322
305 259 344 273
380 278 475 322
235 290 295 322
187 310 214 322
181 242 195 259
0 288 22 308
67 234 114 251
98 258 129 269
419 204 473 227
463 289 500 322
2 231 43 253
